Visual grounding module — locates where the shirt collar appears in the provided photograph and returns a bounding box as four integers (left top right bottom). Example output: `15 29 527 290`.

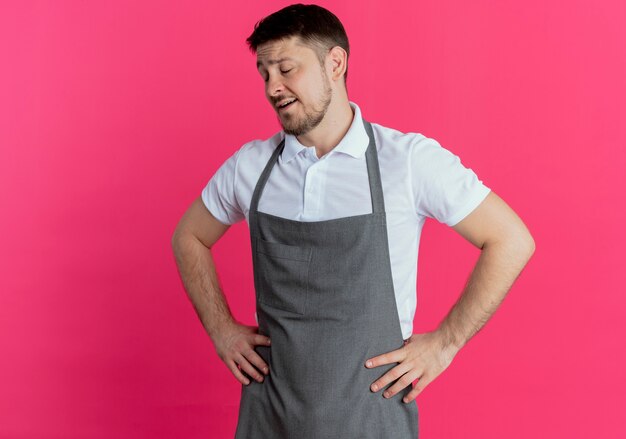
280 101 369 164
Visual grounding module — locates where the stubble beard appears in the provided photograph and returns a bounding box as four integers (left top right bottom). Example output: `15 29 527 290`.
279 73 333 137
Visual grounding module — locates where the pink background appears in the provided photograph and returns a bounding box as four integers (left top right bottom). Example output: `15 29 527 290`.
1 1 624 437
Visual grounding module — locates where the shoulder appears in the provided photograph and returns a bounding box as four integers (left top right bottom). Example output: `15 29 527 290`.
370 121 427 147
368 121 471 186
235 131 282 162
224 131 283 174
369 121 430 159
373 121 459 164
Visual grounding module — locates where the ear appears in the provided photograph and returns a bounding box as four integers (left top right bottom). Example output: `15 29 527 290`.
327 46 347 83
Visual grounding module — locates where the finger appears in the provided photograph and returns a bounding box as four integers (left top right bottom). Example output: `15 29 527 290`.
369 362 411 393
226 358 251 386
402 374 432 403
235 352 266 383
402 382 420 403
382 369 422 399
252 333 272 347
241 345 270 376
365 345 405 369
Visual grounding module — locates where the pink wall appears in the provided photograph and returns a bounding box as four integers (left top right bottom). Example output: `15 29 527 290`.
1 1 624 437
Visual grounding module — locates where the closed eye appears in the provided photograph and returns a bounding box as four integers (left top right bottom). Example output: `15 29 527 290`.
261 68 293 82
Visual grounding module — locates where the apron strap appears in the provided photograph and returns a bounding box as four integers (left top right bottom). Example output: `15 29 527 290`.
249 137 284 217
362 119 386 215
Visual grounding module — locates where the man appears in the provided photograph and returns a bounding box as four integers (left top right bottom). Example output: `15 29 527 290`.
171 4 535 438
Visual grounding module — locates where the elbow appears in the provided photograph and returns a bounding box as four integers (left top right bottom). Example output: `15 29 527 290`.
171 225 205 257
171 230 178 251
526 234 536 261
516 231 536 263
485 229 536 261
521 223 536 256
171 225 188 255
527 234 536 255
171 230 181 257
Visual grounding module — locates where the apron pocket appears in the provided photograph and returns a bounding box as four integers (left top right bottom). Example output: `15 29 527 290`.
255 238 312 315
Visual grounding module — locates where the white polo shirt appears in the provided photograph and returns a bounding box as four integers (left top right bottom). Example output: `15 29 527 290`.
202 101 491 340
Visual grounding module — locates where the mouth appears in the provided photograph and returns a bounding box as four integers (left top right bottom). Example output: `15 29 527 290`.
277 98 298 112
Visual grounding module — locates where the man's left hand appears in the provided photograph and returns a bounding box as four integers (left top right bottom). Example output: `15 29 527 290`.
364 331 458 403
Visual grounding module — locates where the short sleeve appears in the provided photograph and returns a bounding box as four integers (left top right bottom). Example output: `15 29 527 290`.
411 136 491 227
201 149 245 226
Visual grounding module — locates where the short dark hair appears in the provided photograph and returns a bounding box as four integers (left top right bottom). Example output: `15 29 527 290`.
246 4 350 85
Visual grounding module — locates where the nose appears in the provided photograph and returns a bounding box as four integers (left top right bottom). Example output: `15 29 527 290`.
266 73 284 99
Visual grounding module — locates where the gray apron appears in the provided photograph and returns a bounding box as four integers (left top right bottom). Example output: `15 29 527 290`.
234 119 419 438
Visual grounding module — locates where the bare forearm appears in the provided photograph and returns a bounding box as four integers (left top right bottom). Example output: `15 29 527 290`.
172 234 235 340
435 238 535 355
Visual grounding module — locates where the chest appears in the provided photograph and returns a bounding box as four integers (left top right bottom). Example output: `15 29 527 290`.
239 148 415 222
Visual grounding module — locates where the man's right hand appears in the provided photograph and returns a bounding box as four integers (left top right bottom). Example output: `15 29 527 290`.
172 198 271 386
212 321 271 385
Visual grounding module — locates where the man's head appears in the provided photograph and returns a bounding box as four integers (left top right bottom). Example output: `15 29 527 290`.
246 4 350 85
246 4 350 136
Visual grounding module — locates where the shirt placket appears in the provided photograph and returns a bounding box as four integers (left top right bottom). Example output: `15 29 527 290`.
302 147 328 221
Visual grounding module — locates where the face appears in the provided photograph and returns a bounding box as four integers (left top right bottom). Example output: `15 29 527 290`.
256 36 333 136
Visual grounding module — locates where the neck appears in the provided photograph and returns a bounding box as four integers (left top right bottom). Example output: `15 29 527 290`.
296 96 354 158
